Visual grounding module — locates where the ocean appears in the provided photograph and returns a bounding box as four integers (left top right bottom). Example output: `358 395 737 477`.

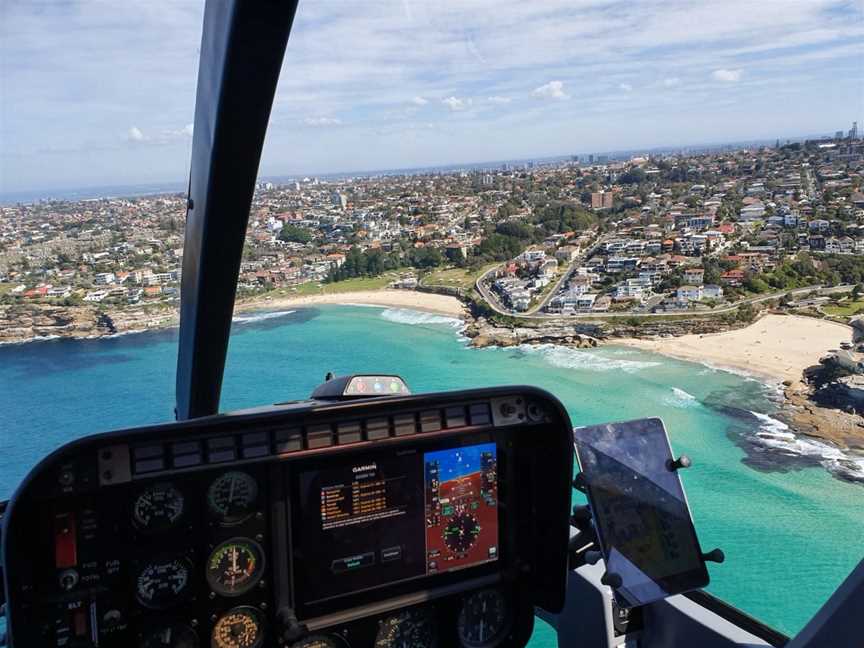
1 304 861 643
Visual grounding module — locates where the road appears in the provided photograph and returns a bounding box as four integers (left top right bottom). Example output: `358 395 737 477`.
473 282 854 321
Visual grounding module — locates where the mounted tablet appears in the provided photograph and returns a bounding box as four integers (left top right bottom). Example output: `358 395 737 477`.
573 418 719 608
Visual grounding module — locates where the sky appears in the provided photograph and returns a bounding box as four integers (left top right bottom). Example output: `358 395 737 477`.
1 0 863 195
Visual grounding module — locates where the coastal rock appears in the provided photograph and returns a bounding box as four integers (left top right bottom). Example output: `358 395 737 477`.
469 321 599 349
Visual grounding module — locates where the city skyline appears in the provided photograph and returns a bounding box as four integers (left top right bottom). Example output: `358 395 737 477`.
2 0 863 194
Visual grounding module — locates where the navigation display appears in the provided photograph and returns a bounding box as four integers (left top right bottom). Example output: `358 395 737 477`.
292 442 499 605
424 444 498 573
573 418 708 608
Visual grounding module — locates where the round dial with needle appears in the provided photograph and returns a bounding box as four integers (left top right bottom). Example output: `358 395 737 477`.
132 483 185 532
206 538 265 597
207 471 258 525
211 607 264 648
458 589 512 648
134 556 193 609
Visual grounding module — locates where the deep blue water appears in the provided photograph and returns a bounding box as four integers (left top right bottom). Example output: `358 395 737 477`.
1 305 861 644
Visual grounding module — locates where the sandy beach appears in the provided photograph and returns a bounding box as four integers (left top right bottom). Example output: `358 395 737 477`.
235 289 466 318
618 314 853 383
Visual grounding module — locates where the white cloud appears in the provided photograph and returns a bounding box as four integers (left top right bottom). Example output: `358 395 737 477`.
183 123 193 136
303 117 342 127
442 96 471 111
663 77 681 87
412 96 428 105
712 68 743 82
619 83 633 92
532 80 569 100
487 96 512 104
127 126 145 142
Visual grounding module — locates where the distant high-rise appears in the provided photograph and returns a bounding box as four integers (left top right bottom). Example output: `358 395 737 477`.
836 131 845 140
850 121 859 140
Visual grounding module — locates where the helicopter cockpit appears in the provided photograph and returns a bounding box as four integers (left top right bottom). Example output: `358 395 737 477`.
1 2 862 648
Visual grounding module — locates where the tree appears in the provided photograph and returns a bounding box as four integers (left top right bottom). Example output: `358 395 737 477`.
278 224 313 244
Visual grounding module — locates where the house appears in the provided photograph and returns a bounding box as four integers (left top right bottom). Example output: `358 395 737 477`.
721 270 745 286
94 272 115 285
683 268 704 285
676 285 703 303
555 245 580 262
703 284 724 299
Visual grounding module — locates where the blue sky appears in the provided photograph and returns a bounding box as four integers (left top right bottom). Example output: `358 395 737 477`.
1 0 863 194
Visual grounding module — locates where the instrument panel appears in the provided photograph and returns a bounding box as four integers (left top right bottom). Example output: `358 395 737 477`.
1 387 573 648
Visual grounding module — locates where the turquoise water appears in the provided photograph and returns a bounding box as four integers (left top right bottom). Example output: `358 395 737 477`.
1 305 861 642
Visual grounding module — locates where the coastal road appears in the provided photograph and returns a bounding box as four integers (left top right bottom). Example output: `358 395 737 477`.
474 283 855 322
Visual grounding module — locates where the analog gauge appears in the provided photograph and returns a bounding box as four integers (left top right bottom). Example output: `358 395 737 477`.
443 512 481 554
375 606 437 648
135 557 193 609
206 538 265 597
289 636 342 648
140 623 200 648
457 589 512 648
133 483 185 532
207 471 259 525
211 607 264 648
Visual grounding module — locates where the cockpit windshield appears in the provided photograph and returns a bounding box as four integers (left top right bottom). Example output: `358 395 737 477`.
1 2 863 646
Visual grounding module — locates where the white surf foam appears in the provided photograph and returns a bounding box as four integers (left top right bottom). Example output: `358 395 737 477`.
748 411 864 482
232 310 296 324
664 387 699 408
379 308 463 328
518 343 662 373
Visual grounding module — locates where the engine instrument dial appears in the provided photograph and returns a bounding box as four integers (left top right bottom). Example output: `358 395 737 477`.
374 606 437 648
140 623 199 648
457 589 512 648
134 556 193 609
132 483 185 532
211 607 264 648
206 538 265 597
207 471 259 525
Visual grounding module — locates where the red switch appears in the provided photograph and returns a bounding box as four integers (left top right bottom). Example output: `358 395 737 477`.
54 513 78 569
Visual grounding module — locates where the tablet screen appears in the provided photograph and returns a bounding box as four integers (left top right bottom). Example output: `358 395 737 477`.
574 418 709 607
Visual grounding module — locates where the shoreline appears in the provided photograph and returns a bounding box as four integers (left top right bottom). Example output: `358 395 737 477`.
0 289 467 346
614 314 852 385
234 289 466 318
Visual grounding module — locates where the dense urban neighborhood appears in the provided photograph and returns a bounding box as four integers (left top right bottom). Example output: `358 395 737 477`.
3 127 864 341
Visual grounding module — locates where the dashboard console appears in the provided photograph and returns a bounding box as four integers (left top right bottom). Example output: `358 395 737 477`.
1 386 573 648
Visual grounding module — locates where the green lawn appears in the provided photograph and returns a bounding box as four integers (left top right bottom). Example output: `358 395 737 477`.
422 264 498 290
823 300 864 317
286 275 395 296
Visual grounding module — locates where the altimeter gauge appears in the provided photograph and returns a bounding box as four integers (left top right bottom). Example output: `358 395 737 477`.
211 607 264 648
206 538 265 597
458 588 512 648
207 471 259 525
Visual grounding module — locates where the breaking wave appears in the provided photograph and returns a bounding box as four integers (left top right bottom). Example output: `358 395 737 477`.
379 308 463 328
749 411 864 483
517 344 662 373
664 387 699 408
232 310 296 324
